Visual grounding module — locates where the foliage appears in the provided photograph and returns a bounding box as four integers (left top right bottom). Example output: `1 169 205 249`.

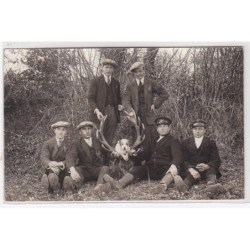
4 47 244 201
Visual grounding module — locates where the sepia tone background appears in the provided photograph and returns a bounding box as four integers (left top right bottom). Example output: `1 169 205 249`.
3 46 244 201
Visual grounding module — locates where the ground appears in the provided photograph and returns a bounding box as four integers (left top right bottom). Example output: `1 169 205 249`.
4 129 244 202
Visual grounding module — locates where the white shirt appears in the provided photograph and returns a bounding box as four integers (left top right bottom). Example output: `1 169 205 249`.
103 73 111 84
136 77 144 86
157 135 164 143
195 136 204 149
84 137 93 147
56 138 64 147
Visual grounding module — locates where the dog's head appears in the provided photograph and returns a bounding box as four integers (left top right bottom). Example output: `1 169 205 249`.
117 139 130 152
114 139 131 161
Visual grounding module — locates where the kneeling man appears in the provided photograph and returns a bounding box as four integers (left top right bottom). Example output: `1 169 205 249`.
64 121 110 193
182 120 221 189
40 121 71 193
103 117 187 193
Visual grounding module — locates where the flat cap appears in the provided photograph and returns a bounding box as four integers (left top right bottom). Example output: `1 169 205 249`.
155 117 172 126
77 121 94 130
100 58 117 68
51 121 70 129
191 119 206 128
128 62 144 73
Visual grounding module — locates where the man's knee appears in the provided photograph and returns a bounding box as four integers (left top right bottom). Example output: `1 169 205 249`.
101 165 109 174
48 173 60 191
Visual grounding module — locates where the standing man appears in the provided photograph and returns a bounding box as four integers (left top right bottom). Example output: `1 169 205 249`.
181 120 222 189
40 121 71 193
88 58 122 146
123 62 169 158
64 121 111 193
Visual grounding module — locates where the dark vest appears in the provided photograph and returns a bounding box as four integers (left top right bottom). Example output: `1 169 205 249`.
88 144 102 167
105 83 115 106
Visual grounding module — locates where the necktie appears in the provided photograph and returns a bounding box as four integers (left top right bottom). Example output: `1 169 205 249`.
139 80 143 87
58 139 63 147
106 77 111 85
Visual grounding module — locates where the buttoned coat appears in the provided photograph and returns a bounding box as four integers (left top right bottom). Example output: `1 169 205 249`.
182 136 221 177
124 75 169 125
40 137 71 170
87 75 121 124
66 136 103 171
148 134 184 167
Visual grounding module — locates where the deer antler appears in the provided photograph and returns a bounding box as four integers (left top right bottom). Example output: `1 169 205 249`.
96 115 115 152
124 108 145 150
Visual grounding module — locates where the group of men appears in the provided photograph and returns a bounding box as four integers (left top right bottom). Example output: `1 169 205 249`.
40 58 222 196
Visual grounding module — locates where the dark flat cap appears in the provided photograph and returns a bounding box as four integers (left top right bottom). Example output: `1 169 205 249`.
191 119 206 128
77 121 94 130
128 62 144 73
100 58 117 68
155 117 172 126
51 121 70 129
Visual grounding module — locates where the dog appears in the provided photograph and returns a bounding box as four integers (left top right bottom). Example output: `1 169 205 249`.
114 139 131 161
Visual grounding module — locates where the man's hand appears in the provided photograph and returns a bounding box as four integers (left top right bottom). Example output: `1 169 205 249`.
128 149 137 156
50 166 60 175
118 105 123 111
48 161 59 168
95 109 104 121
150 104 156 114
111 151 120 158
189 168 201 180
70 167 81 182
196 163 210 172
168 164 178 177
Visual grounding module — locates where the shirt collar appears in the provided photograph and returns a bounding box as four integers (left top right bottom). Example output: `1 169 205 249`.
136 77 144 85
195 136 204 141
102 73 111 82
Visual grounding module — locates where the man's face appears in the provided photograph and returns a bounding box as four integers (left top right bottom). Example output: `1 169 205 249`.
54 127 67 139
79 126 93 139
192 127 206 138
102 64 114 76
157 124 171 136
133 67 145 80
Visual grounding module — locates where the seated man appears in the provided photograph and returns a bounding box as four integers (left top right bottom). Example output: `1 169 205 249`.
182 119 222 189
40 121 71 193
64 121 110 193
103 117 188 193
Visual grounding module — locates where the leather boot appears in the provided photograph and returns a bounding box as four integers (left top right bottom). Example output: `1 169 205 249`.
174 175 189 193
103 174 122 190
157 173 174 192
41 174 49 192
104 173 134 190
63 176 73 191
93 183 111 194
119 173 134 188
48 173 60 193
206 174 217 185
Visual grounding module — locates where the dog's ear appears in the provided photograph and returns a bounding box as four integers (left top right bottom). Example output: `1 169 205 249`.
119 140 122 146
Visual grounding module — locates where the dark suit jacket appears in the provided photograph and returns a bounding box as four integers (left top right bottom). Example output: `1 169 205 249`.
148 134 183 167
66 136 103 171
40 137 71 170
124 75 169 125
88 75 121 124
182 136 221 177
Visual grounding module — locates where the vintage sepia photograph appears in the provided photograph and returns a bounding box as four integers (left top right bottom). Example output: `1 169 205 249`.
3 45 244 202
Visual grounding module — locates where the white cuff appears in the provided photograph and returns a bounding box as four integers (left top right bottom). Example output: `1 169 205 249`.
94 108 99 114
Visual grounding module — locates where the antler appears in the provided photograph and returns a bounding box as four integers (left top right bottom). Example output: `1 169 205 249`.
124 108 145 150
96 115 115 152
